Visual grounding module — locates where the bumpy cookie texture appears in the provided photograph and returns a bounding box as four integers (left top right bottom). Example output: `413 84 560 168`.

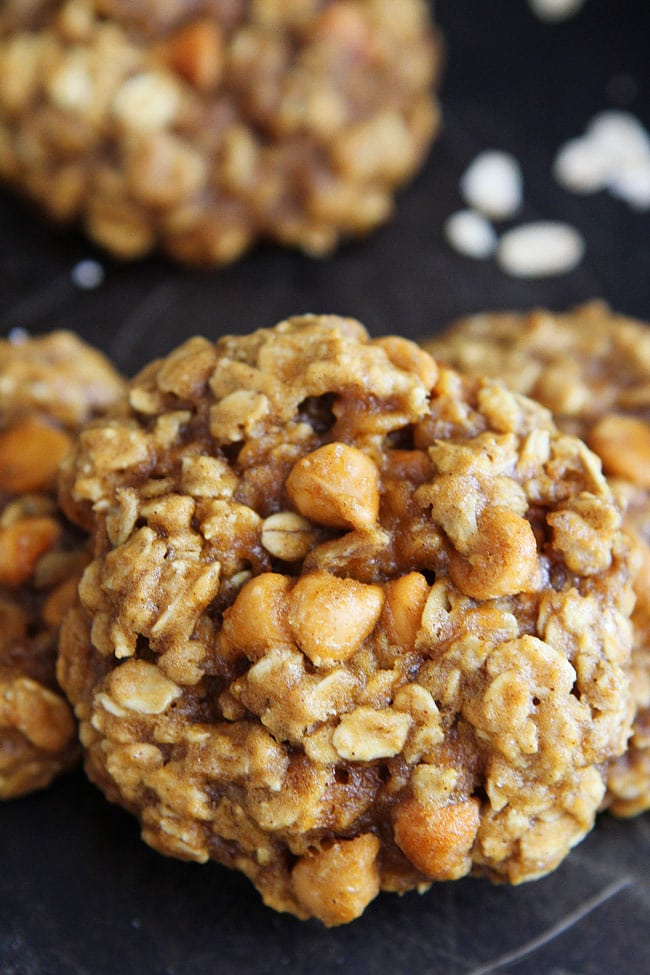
424 302 650 817
58 316 634 925
0 329 125 799
0 0 441 266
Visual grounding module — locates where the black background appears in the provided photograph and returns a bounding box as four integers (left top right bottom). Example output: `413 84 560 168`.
1 2 650 973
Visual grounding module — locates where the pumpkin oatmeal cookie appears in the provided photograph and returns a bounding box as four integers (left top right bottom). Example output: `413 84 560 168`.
0 329 125 799
0 0 441 265
423 301 650 817
58 315 634 924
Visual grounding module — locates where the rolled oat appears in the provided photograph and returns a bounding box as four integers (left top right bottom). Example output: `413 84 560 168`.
496 221 585 278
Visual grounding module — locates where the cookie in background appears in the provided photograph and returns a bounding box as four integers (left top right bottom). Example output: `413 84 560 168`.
423 302 650 817
0 329 125 799
0 0 442 265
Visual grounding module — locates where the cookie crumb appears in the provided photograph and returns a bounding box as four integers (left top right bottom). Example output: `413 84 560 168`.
71 259 105 290
7 327 29 345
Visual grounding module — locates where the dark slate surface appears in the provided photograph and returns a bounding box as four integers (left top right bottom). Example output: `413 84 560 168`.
1 2 649 973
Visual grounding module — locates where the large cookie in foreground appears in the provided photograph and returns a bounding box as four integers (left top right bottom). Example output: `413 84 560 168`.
0 329 125 799
0 0 441 265
58 315 634 925
423 301 650 817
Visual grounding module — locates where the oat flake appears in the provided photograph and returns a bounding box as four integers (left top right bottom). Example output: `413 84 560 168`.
528 0 587 21
444 209 497 260
497 221 585 277
460 150 523 220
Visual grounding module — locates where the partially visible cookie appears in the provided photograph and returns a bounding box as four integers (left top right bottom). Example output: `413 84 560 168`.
423 301 650 816
58 315 634 924
0 329 125 799
0 0 441 265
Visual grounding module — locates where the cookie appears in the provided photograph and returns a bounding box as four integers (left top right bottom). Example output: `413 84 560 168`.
0 0 441 265
423 301 650 817
57 315 634 924
0 329 125 799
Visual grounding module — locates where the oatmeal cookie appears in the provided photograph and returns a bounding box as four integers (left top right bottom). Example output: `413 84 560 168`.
58 315 634 925
0 329 125 799
0 0 441 266
423 302 650 817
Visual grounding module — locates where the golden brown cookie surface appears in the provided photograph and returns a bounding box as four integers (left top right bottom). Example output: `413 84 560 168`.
0 0 441 265
423 301 650 817
0 329 125 799
58 315 634 924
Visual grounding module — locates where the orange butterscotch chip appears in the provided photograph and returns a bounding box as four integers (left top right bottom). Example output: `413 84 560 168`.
158 19 224 92
287 571 384 665
393 796 481 880
286 442 380 532
291 834 380 927
41 574 83 629
220 573 293 660
0 517 62 588
0 418 71 493
381 572 429 651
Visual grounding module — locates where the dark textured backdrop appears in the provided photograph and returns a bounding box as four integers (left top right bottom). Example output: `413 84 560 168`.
1 2 649 973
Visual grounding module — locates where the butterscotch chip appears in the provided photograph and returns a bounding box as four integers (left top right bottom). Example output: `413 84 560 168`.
423 301 650 817
291 834 381 927
393 795 481 881
0 329 125 799
0 419 71 493
0 0 442 266
57 316 635 923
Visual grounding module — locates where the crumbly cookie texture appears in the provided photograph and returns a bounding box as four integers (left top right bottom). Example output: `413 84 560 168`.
0 329 125 799
423 301 650 817
58 315 634 925
0 0 441 266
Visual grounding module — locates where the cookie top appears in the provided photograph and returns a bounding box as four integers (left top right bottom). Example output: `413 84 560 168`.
424 301 650 817
0 329 125 799
59 316 634 923
0 0 441 264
